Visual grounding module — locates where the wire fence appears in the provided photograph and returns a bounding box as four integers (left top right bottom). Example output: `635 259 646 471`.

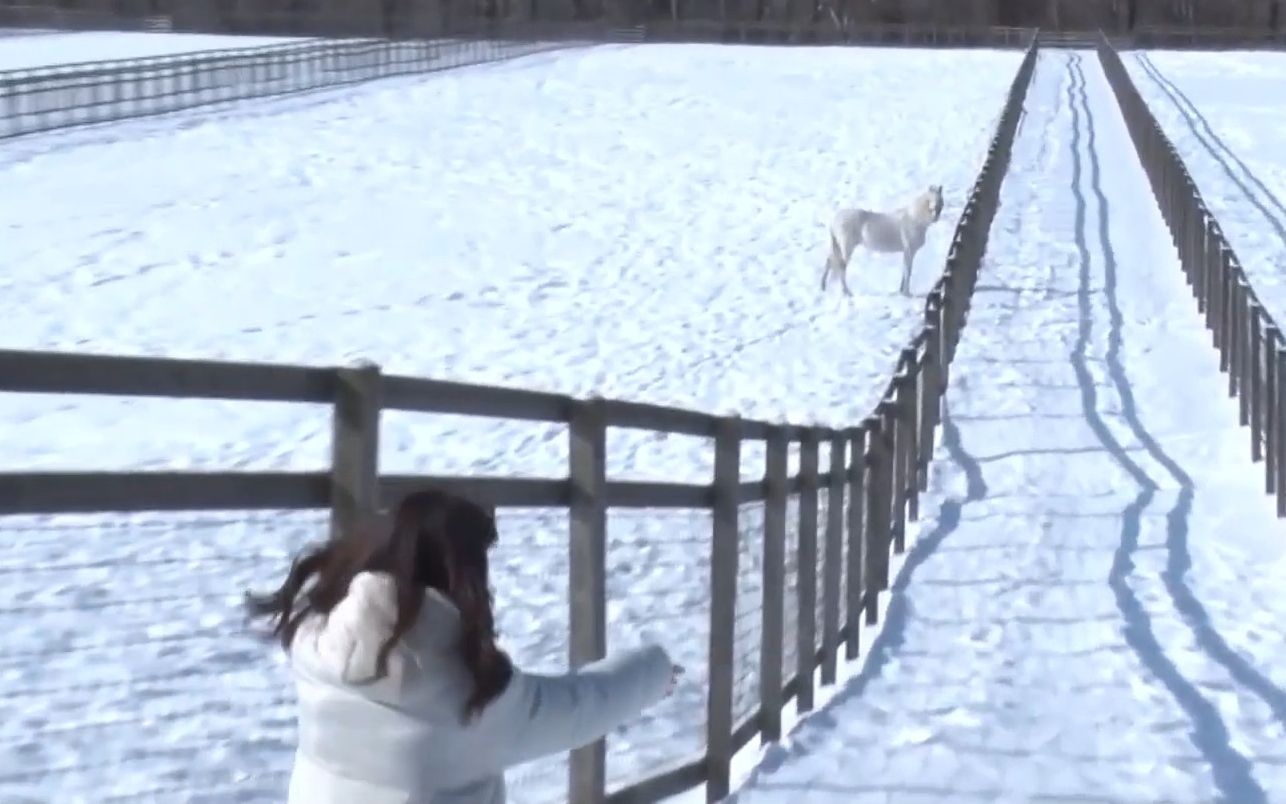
0 29 585 139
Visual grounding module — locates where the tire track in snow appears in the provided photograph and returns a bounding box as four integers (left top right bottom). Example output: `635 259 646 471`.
1134 52 1286 247
1067 52 1267 803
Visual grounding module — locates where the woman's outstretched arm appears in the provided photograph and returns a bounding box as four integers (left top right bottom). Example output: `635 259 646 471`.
489 644 674 768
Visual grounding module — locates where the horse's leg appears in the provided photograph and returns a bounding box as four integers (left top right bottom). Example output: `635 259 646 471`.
900 249 914 296
822 228 848 293
837 222 860 298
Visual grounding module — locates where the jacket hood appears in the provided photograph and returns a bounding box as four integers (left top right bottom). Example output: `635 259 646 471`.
290 571 462 686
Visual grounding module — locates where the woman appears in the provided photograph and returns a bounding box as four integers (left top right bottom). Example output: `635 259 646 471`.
247 487 678 804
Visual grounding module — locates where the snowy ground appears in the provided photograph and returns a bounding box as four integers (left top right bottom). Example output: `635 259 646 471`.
728 49 1286 804
0 44 1022 802
1127 50 1286 331
0 31 308 71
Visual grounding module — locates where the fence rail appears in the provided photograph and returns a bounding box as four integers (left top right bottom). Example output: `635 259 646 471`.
1097 35 1286 518
0 37 1036 802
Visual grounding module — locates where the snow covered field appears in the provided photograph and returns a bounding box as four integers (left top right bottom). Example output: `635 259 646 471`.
0 31 308 71
729 49 1286 803
0 43 1022 801
1127 50 1286 330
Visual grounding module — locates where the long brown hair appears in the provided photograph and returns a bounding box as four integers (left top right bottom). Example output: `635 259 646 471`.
246 488 514 721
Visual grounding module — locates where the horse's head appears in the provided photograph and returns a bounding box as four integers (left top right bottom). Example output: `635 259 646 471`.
911 184 944 225
926 184 944 222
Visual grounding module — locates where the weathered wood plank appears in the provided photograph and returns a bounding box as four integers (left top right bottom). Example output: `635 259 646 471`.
568 398 608 804
606 480 710 509
759 426 788 743
331 361 382 540
382 373 571 422
380 475 569 508
0 471 329 514
705 416 741 802
0 348 335 402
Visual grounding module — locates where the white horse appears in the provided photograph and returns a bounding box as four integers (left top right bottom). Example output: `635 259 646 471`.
820 184 945 297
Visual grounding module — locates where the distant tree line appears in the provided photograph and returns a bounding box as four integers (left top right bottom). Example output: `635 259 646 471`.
0 0 1281 37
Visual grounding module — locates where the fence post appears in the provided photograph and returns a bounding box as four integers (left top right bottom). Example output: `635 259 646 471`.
1192 205 1207 309
795 428 820 714
845 425 866 660
1205 218 1220 339
919 315 943 492
706 415 742 803
1189 199 1204 292
759 426 788 744
329 360 382 542
899 347 920 527
1267 328 1279 494
821 430 845 686
1230 276 1244 412
863 413 891 625
1238 282 1251 426
1221 249 1235 381
1250 303 1263 462
1278 349 1286 517
940 270 956 385
568 397 608 804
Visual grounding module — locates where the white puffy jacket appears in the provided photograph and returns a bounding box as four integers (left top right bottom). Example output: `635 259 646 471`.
285 571 673 804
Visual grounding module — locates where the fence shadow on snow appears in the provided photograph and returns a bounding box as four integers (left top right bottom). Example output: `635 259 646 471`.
0 41 1037 804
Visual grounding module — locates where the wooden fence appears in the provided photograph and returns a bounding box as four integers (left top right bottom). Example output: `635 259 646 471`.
0 39 1035 803
1096 35 1286 518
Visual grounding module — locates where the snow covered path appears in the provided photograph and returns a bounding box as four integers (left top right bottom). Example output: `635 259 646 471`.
729 49 1286 804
